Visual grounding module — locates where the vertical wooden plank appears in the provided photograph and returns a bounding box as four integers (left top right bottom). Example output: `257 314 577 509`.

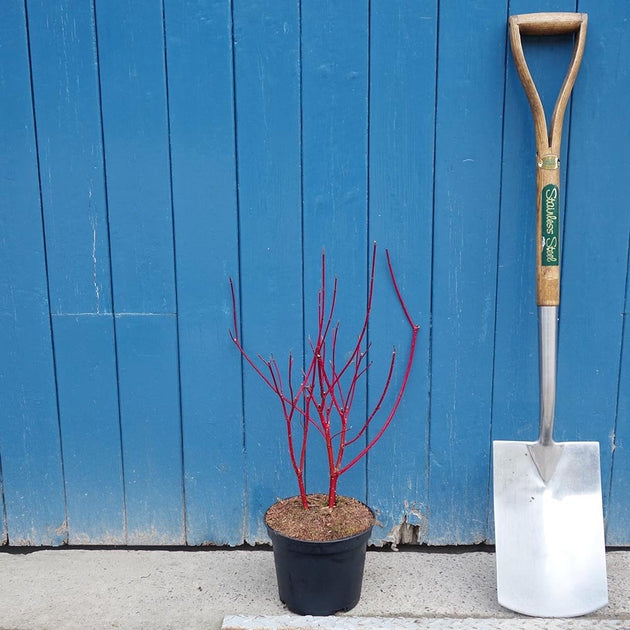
559 0 630 517
26 0 125 544
233 0 303 542
572 0 630 544
428 0 507 544
27 0 113 316
95 0 184 544
164 0 244 545
301 0 369 501
367 0 437 544
115 315 183 544
0 1 66 545
491 0 577 542
1 462 6 544
95 0 176 314
609 251 630 544
51 316 124 543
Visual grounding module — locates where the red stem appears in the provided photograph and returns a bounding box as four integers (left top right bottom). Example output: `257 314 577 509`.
229 244 419 510
336 249 419 477
327 473 339 508
344 349 396 448
329 243 376 387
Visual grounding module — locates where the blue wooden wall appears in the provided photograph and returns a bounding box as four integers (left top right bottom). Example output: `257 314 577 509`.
1 0 629 546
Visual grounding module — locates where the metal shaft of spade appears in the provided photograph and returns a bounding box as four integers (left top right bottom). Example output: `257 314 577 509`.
528 305 563 483
539 305 557 447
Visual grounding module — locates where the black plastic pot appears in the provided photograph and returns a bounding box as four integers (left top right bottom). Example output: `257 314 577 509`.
265 506 374 616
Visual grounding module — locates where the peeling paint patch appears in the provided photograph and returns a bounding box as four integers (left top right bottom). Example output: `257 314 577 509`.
387 516 420 549
383 502 428 549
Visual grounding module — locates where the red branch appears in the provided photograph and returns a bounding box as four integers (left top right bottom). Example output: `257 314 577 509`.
229 244 419 509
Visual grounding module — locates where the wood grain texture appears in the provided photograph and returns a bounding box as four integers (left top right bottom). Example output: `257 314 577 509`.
511 11 584 36
509 10 587 306
366 0 436 544
27 0 113 316
608 249 630 544
94 0 176 315
562 0 630 533
0 1 66 545
94 0 183 544
427 0 507 545
51 315 124 544
26 0 125 545
116 315 184 545
232 0 304 542
164 0 244 545
1 0 629 546
301 0 369 503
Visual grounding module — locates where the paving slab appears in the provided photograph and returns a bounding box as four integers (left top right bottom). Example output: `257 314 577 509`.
0 548 627 629
222 616 629 629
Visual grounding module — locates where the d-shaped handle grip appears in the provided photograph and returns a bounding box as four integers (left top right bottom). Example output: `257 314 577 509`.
510 12 587 36
509 12 588 306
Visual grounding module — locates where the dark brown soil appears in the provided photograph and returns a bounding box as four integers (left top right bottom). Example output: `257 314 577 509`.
264 494 375 542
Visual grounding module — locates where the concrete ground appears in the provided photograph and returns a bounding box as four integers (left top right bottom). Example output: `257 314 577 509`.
0 547 628 629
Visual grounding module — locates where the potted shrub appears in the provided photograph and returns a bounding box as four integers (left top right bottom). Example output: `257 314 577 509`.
230 243 419 615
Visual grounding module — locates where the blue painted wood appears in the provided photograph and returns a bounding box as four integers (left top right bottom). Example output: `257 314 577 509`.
26 0 113 316
428 0 507 545
115 315 184 544
558 0 630 515
164 0 244 546
94 1 183 544
1 469 6 544
575 0 630 543
232 0 304 542
366 0 437 544
301 0 370 503
608 252 630 545
0 457 6 543
25 0 125 545
1 0 629 546
51 316 124 543
0 1 66 545
94 0 176 314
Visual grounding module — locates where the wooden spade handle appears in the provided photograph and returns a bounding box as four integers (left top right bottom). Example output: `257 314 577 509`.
511 12 585 36
508 13 588 306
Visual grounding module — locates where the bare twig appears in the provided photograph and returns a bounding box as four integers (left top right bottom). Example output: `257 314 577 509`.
229 244 419 509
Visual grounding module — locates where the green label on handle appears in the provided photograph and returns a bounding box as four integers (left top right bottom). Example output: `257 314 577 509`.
541 184 559 266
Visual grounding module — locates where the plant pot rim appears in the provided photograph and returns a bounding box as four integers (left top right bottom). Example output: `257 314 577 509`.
264 494 375 545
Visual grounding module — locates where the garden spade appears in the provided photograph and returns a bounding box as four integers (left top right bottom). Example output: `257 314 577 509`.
493 12 608 617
